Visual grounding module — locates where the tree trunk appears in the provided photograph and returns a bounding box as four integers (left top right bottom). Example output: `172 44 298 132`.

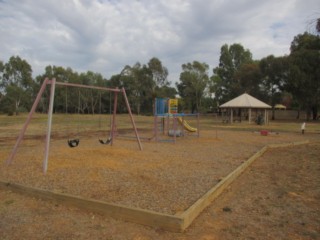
306 109 311 121
312 106 318 120
296 109 300 119
15 99 20 115
271 108 275 120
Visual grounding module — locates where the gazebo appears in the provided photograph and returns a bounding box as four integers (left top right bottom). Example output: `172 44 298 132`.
219 93 271 124
274 104 286 110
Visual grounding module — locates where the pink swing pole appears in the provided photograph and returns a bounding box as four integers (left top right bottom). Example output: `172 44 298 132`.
121 87 143 151
6 78 51 165
43 78 56 173
110 90 118 146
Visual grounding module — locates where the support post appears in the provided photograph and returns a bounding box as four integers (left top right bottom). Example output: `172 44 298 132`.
181 116 185 137
6 78 50 165
264 109 268 125
154 115 158 141
110 91 118 146
230 109 233 123
197 113 200 137
43 78 56 174
121 88 143 150
173 116 177 143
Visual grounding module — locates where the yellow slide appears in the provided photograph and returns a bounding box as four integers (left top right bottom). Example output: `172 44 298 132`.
177 117 197 132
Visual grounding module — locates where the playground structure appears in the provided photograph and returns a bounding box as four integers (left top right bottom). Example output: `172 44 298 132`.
153 98 199 142
6 78 142 174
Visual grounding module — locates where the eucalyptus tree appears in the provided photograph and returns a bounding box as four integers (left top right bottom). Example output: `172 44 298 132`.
37 65 80 113
233 61 262 97
1 56 33 115
286 32 320 120
79 71 106 114
0 60 4 108
147 57 169 87
118 58 172 115
0 60 3 86
211 43 253 104
176 61 209 113
260 55 288 119
119 62 153 114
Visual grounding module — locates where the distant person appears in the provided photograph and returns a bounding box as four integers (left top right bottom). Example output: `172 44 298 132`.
301 122 306 134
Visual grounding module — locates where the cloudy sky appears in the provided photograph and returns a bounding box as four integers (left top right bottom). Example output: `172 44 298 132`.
0 0 319 84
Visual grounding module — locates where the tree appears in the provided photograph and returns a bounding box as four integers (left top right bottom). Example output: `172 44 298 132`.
2 56 33 115
36 65 81 113
154 85 177 99
0 60 4 109
119 62 153 114
79 71 106 114
260 55 288 120
0 60 4 86
147 57 169 87
233 61 262 97
117 58 173 115
176 61 209 113
211 43 253 104
285 32 320 120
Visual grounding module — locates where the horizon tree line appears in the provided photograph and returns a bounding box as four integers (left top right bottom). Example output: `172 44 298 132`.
0 31 319 120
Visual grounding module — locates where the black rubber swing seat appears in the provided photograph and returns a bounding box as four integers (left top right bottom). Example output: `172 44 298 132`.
68 139 80 148
99 137 112 145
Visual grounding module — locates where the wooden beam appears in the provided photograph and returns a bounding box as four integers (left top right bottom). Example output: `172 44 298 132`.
178 140 310 230
0 181 184 232
178 145 268 230
268 140 309 149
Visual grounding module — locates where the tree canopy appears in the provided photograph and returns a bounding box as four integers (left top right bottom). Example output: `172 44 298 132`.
285 32 320 120
211 43 253 104
176 61 209 113
0 56 33 115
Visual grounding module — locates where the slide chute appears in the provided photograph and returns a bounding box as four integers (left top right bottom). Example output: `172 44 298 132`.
177 117 197 132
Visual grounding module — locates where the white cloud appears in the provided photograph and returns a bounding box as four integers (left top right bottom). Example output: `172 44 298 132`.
0 0 319 85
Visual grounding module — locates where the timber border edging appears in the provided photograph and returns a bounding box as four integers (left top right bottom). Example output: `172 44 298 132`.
0 140 310 232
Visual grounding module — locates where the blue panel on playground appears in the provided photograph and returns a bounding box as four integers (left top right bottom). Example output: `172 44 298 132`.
155 98 169 115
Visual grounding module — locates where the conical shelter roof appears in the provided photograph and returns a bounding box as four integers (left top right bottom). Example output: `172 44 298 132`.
220 93 271 109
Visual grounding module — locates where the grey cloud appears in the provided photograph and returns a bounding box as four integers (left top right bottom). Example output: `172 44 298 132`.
0 0 319 84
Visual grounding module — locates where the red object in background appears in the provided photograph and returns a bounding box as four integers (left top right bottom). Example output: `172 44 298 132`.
260 130 269 136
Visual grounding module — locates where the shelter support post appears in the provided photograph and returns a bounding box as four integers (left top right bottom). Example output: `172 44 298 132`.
248 108 252 124
230 109 233 123
264 109 268 125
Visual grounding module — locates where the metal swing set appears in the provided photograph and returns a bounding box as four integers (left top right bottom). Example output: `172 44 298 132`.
6 78 142 174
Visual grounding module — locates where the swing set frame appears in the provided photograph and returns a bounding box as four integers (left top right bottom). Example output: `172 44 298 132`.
6 78 143 174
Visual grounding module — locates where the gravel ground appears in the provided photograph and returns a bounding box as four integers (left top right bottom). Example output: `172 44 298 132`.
0 131 319 240
0 129 317 215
